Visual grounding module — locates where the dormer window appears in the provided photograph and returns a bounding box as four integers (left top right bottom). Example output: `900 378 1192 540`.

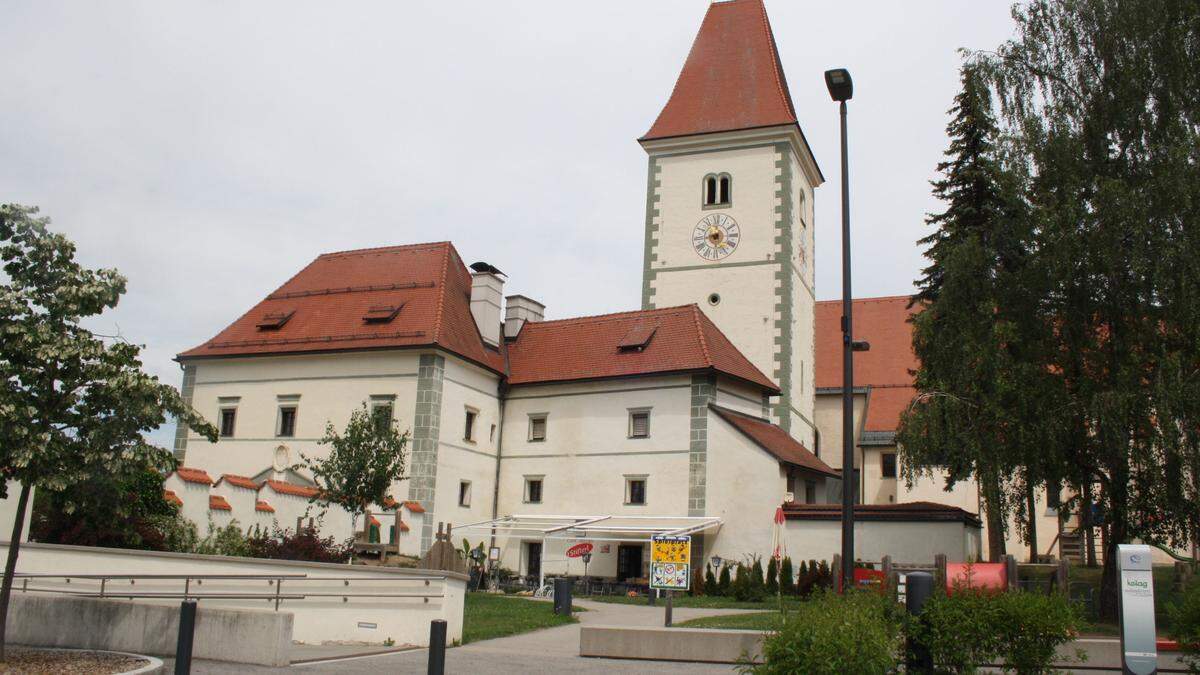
702 173 732 208
363 304 402 324
618 324 658 352
256 310 294 330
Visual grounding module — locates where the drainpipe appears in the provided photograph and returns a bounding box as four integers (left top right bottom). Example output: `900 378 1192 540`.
489 381 508 554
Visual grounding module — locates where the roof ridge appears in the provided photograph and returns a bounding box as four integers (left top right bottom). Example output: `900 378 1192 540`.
520 304 695 329
816 294 916 305
756 0 796 121
431 242 453 344
691 305 714 366
642 2 709 141
317 241 452 259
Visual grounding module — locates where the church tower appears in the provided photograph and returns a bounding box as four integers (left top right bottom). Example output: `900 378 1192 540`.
640 0 823 447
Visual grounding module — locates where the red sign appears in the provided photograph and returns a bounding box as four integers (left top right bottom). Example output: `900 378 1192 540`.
853 568 886 590
945 562 1007 594
566 543 593 558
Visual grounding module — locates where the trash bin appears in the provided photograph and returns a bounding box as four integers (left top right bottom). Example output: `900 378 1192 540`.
553 578 573 616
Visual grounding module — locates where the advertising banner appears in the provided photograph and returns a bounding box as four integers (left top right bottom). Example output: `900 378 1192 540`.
650 535 691 591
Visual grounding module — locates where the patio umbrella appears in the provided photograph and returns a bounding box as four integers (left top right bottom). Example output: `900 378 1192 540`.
771 506 786 561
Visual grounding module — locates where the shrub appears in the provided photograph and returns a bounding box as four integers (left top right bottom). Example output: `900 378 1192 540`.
745 589 902 674
194 520 252 557
246 523 353 563
750 558 766 597
718 564 732 596
704 565 718 596
691 565 705 596
913 589 1081 674
796 560 810 595
1168 580 1200 674
780 557 795 595
766 557 779 595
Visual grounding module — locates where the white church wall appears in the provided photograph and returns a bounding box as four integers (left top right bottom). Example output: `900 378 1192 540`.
714 379 766 417
213 480 259 518
164 474 214 532
783 519 978 565
813 392 867 474
180 351 422 480
705 410 788 563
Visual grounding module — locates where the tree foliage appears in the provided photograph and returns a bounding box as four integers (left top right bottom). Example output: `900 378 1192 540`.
0 204 217 658
30 462 180 550
297 402 409 537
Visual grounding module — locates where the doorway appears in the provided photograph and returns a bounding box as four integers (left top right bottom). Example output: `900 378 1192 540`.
526 541 542 581
617 544 643 581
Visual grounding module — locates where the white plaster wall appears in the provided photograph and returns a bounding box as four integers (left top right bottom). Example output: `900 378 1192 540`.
213 482 259 521
0 481 32 542
784 519 979 564
179 351 421 480
164 474 214 531
430 358 501 543
813 392 866 472
705 410 788 563
714 380 766 417
862 446 898 505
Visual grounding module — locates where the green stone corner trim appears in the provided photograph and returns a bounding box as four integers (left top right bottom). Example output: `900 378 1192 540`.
688 374 716 516
641 157 663 310
172 364 197 463
771 143 795 434
411 353 445 553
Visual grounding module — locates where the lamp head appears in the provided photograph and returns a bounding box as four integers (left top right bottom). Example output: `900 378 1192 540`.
824 68 853 102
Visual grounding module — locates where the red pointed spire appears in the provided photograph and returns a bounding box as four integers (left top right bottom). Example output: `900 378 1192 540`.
643 0 798 141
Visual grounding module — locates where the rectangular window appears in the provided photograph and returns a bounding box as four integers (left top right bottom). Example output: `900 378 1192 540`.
371 400 394 434
804 480 817 505
459 481 472 507
881 453 897 479
1046 483 1061 516
489 424 497 443
277 406 297 438
625 477 647 505
464 409 477 442
528 414 547 442
628 409 650 438
524 477 543 504
219 408 237 438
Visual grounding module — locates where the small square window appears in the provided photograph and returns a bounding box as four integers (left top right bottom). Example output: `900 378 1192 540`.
881 453 897 479
528 415 547 442
628 410 650 438
219 408 236 438
525 477 543 504
464 409 477 442
277 406 297 438
626 477 647 505
459 481 472 507
371 402 394 433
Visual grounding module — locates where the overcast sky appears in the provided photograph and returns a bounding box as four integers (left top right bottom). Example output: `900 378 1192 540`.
1 1 1017 444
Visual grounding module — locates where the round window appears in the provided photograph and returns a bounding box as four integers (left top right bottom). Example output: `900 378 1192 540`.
708 293 721 306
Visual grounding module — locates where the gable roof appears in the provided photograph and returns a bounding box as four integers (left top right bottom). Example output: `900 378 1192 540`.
643 0 797 141
815 295 920 432
178 242 505 374
216 474 260 491
505 305 779 392
710 404 836 477
263 479 321 499
171 467 214 486
209 495 232 511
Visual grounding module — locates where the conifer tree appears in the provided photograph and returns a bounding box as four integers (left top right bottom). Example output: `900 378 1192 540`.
766 557 779 595
704 565 718 596
780 557 795 595
717 564 731 596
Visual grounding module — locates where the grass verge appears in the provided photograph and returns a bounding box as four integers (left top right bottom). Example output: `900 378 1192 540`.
582 594 804 611
462 593 580 644
676 611 784 631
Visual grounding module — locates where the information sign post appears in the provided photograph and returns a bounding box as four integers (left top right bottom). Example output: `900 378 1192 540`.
1117 544 1157 675
651 535 691 627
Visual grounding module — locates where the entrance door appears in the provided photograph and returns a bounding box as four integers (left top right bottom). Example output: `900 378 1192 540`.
617 544 643 581
526 542 542 582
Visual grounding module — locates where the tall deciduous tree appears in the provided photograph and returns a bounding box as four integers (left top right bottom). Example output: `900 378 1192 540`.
0 204 217 659
898 65 1055 562
298 403 409 542
978 0 1200 619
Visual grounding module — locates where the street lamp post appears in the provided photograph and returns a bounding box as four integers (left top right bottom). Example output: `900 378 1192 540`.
824 68 856 591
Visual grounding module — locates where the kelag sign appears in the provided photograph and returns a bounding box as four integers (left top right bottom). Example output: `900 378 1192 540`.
1117 544 1157 675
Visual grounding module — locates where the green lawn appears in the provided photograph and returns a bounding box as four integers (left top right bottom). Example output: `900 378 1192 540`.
462 593 580 644
1019 563 1186 635
676 611 785 631
583 594 805 611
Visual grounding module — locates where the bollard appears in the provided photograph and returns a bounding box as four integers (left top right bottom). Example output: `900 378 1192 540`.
905 571 934 673
553 578 573 616
428 619 447 675
647 587 656 606
174 600 197 675
664 591 673 627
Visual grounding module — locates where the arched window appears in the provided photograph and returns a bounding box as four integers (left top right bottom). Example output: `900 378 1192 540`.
702 173 732 207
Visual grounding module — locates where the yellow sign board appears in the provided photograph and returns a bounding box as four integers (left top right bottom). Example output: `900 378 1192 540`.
650 535 691 590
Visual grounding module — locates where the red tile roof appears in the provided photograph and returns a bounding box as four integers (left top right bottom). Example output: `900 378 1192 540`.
397 521 410 532
505 305 778 392
178 242 504 374
403 501 425 513
255 500 275 513
643 0 797 141
264 479 321 499
710 405 837 477
369 515 381 527
218 474 260 491
783 501 981 526
815 296 920 432
172 467 214 486
163 490 183 507
209 495 232 511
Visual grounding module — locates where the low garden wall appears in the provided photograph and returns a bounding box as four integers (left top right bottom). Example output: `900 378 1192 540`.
9 594 292 667
580 626 763 663
1 541 467 647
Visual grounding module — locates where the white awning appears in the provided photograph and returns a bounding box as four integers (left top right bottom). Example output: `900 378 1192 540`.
454 514 722 544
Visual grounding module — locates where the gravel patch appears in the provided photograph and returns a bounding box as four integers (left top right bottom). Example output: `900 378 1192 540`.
0 647 149 674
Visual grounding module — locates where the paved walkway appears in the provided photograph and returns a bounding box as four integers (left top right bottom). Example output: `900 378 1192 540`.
165 598 752 673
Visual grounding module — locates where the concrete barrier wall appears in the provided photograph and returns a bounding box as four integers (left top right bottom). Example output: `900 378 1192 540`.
580 625 764 664
2 541 467 647
10 594 292 666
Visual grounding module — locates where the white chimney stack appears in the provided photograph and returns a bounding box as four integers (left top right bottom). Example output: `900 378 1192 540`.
469 264 504 348
504 295 545 338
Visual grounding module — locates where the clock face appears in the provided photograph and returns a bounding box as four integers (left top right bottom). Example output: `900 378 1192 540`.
692 213 740 261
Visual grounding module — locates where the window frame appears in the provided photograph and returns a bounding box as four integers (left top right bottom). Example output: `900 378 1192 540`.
219 407 237 438
524 475 544 504
628 407 652 439
458 480 472 508
701 172 732 209
528 413 548 442
881 452 898 480
369 395 396 434
464 407 478 443
624 475 648 506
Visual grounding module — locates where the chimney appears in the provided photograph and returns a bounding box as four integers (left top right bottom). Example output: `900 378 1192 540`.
469 262 504 347
504 295 545 338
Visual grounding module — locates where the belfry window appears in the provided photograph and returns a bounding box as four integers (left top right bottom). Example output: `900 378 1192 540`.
702 173 732 207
